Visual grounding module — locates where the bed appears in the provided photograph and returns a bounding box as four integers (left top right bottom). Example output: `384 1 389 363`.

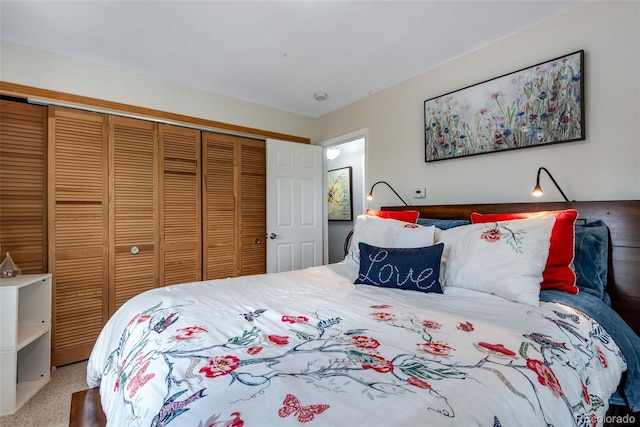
86 200 640 426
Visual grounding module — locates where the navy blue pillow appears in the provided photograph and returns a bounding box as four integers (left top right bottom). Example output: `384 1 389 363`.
417 218 470 230
573 220 609 304
355 242 444 293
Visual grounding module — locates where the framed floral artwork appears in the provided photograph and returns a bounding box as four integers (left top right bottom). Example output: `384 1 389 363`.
327 167 353 221
424 50 585 162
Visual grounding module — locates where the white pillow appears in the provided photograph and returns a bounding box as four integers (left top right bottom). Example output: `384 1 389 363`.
345 215 435 265
392 222 436 248
436 216 555 306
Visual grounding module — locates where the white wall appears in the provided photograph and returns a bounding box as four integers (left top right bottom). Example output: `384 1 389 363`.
0 42 316 140
1 1 638 211
315 1 640 208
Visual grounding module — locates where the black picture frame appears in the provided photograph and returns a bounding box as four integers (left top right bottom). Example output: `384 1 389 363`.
424 50 585 162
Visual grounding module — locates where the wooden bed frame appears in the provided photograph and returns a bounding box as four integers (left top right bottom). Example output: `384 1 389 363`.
70 388 105 427
69 200 639 425
382 200 640 337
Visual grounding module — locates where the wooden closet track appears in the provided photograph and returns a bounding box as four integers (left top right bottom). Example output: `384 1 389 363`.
0 82 310 144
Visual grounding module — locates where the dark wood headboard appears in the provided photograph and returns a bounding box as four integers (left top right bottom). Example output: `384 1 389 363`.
382 201 640 336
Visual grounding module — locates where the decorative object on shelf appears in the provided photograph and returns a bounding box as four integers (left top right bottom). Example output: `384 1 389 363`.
424 50 585 162
367 181 409 206
328 167 353 221
531 166 574 202
0 252 21 278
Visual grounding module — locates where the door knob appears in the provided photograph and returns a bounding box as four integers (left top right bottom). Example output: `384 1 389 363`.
268 233 277 239
130 246 140 255
254 238 261 245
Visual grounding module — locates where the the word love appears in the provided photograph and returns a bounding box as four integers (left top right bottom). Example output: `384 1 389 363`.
357 249 437 290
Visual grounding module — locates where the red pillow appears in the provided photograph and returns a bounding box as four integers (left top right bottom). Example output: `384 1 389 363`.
470 210 578 294
366 209 419 224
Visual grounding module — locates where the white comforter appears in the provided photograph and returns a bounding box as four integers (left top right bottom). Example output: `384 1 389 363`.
87 263 625 426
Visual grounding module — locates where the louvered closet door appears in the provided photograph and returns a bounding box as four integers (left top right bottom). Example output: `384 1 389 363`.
0 100 47 274
109 117 159 313
48 107 109 366
202 133 237 279
238 139 266 276
160 125 201 286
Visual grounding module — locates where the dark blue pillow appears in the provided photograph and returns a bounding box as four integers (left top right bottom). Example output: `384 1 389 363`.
355 242 444 293
417 218 470 230
573 220 609 303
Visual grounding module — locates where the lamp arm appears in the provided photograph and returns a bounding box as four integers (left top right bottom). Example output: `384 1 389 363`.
536 167 571 202
368 181 409 206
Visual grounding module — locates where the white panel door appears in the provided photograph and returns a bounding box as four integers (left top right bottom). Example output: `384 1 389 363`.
266 139 323 273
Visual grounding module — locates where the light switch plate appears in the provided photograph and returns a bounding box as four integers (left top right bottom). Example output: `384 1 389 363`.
413 187 426 198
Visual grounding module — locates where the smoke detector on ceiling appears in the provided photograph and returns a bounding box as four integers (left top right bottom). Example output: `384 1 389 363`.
313 92 328 101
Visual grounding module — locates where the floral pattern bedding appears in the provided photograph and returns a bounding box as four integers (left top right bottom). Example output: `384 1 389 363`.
87 263 625 427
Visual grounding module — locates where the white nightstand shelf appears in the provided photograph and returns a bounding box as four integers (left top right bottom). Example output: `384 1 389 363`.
0 273 52 416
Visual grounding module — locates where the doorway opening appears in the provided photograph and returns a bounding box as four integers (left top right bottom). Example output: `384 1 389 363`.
320 130 366 264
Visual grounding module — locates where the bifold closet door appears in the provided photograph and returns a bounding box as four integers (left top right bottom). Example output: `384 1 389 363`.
109 116 159 313
238 139 266 276
159 125 201 286
48 107 109 366
202 133 265 279
202 133 237 279
0 100 47 274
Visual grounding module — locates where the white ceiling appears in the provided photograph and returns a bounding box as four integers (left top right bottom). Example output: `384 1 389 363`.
0 1 585 118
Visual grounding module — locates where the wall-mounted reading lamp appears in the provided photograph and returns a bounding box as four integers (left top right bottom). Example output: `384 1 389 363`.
531 167 573 202
367 181 409 206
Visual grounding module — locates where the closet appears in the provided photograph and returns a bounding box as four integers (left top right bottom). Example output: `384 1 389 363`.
47 107 109 366
109 116 158 311
109 117 201 313
202 132 265 279
236 138 266 276
0 99 269 366
158 125 201 287
48 109 204 365
0 100 47 274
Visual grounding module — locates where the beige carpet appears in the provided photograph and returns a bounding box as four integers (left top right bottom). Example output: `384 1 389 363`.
0 360 88 427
